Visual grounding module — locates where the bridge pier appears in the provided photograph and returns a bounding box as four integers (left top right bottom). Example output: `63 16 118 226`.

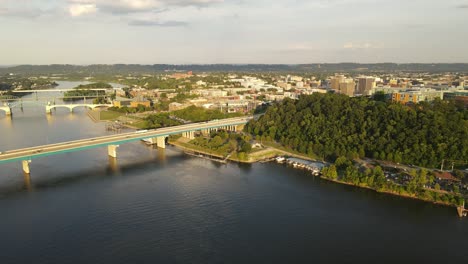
22 160 31 174
23 173 33 191
201 129 210 136
156 136 166 149
182 131 195 140
108 145 119 158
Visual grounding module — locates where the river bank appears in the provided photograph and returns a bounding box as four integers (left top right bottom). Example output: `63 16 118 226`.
168 137 465 216
321 177 460 209
168 138 321 164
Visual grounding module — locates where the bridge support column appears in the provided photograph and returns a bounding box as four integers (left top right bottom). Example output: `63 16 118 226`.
22 160 31 174
108 145 119 158
182 131 195 140
156 136 166 149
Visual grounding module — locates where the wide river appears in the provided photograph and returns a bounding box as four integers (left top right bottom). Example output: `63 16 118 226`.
0 82 467 263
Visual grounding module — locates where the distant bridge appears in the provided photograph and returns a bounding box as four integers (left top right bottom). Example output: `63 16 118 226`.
45 103 113 113
10 88 111 93
0 116 251 174
1 95 108 103
0 101 112 115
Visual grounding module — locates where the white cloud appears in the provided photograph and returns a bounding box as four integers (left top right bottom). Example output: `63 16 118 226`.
69 2 97 17
343 42 383 49
99 0 160 13
66 0 224 15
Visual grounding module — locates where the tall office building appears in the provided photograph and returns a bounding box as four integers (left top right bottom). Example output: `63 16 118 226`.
339 79 355 97
330 75 345 91
357 77 376 95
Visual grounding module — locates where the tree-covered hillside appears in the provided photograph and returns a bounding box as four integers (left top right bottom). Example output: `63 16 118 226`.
1 63 468 75
245 94 467 168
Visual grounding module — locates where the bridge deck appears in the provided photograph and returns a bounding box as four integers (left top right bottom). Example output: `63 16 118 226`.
0 117 251 164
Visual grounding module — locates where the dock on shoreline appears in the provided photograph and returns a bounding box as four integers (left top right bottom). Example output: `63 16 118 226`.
184 150 227 164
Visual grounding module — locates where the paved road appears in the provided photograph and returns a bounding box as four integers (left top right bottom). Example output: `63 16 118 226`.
0 116 252 164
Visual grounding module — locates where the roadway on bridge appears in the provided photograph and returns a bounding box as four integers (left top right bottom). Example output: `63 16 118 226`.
0 117 251 164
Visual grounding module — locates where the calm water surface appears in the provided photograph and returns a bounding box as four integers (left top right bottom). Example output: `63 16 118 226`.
0 84 467 263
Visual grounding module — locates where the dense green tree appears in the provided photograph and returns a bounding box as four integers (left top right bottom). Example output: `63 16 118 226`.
172 106 242 122
245 93 467 168
322 165 338 180
145 113 182 128
335 156 352 170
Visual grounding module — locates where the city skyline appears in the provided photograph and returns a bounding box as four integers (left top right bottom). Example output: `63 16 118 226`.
1 0 468 64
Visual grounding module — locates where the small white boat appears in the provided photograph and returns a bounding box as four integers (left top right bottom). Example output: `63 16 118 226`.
276 156 285 163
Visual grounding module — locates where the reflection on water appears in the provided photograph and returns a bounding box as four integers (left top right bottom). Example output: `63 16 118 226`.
156 147 167 163
46 113 53 124
108 156 119 174
0 114 13 129
22 173 33 192
0 82 467 264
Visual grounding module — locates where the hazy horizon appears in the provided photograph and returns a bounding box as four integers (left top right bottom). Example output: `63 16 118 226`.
2 62 468 67
1 0 468 64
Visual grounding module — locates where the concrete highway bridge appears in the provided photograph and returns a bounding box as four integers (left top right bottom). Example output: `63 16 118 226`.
0 101 112 115
0 116 252 174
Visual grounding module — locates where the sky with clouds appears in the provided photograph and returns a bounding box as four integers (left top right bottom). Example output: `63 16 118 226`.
1 0 468 64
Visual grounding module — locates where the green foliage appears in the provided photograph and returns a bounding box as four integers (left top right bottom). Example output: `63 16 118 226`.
144 113 182 129
333 161 464 206
335 156 352 170
189 130 252 157
172 105 242 122
373 91 387 102
108 105 152 114
75 82 113 89
0 76 57 91
454 170 465 180
246 93 467 168
322 165 338 180
169 92 198 103
93 97 108 104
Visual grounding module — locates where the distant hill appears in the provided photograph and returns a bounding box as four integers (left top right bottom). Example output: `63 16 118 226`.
1 63 467 75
